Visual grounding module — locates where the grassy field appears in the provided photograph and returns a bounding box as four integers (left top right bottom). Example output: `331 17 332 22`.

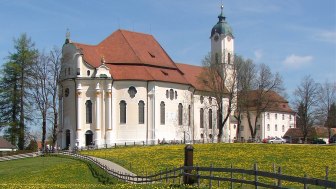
81 143 336 187
1 144 334 188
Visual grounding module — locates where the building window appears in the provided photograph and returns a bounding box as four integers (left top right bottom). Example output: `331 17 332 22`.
200 133 204 138
290 115 292 120
209 97 212 105
256 125 260 130
138 100 145 124
209 134 213 139
77 68 80 75
178 103 183 125
175 91 178 99
65 88 69 97
166 90 169 98
85 100 92 123
267 124 270 131
87 70 90 76
170 89 174 100
188 105 191 126
275 113 278 119
282 114 285 120
228 53 231 64
160 101 165 125
120 100 127 124
200 96 204 104
275 124 278 131
209 109 212 129
200 108 204 128
282 125 285 132
128 86 137 98
267 113 270 119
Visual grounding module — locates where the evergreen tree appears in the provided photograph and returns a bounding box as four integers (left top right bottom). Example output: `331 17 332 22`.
0 34 38 149
325 103 336 138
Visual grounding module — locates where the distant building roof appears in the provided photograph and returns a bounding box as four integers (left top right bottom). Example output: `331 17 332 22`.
0 137 16 150
284 127 336 138
239 90 294 113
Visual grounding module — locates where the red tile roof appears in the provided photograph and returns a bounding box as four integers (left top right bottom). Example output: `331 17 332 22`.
239 90 294 113
176 63 209 91
73 29 189 85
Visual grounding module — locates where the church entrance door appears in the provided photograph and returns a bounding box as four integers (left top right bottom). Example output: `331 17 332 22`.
85 130 93 146
65 130 70 149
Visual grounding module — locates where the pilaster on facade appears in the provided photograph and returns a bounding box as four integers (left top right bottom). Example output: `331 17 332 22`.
76 83 82 131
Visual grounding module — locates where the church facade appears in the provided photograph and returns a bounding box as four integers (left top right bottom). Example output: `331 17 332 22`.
57 7 294 149
57 7 237 149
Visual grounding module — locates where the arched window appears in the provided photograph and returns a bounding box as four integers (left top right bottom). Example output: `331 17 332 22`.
175 91 178 99
228 53 231 64
200 96 204 104
267 113 270 119
209 97 212 105
209 109 212 129
138 100 145 124
170 89 174 100
120 100 127 124
178 103 183 125
85 100 92 123
275 113 278 119
267 124 270 131
282 125 285 132
275 124 278 131
160 101 165 125
87 70 90 76
188 105 191 126
166 90 169 98
200 108 204 128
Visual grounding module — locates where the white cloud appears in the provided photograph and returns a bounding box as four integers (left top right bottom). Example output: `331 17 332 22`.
254 49 263 61
314 30 336 44
283 54 313 69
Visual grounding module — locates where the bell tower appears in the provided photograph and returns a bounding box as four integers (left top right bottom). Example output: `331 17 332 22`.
210 5 234 65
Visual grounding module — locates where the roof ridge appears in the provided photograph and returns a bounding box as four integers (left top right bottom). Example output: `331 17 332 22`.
119 30 142 63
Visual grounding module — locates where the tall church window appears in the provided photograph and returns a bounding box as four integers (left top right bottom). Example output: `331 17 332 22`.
85 100 92 123
178 103 183 125
160 101 165 125
188 105 191 126
120 100 127 124
200 108 204 128
209 109 212 129
228 53 231 64
87 70 90 76
138 100 145 124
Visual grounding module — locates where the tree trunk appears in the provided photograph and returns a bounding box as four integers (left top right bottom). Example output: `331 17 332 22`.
52 112 58 150
42 111 47 152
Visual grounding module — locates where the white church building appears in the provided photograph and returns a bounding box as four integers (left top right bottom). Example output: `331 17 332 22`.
57 7 294 149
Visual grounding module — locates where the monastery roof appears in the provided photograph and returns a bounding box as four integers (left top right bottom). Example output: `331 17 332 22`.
72 29 189 85
239 90 294 113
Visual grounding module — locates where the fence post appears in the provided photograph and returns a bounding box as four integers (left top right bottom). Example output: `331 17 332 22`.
254 163 258 189
209 164 213 189
125 142 126 146
325 166 329 189
115 143 116 148
134 141 135 146
273 163 276 186
277 166 282 187
183 144 194 185
231 163 233 189
304 174 308 189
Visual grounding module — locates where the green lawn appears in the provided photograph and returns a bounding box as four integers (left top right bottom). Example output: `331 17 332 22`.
81 143 336 188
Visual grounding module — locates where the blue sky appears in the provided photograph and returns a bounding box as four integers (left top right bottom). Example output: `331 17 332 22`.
0 0 335 102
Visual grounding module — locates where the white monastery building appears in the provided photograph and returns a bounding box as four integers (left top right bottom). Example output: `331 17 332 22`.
57 7 294 149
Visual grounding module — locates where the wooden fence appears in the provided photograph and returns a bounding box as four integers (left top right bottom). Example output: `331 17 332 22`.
61 152 335 189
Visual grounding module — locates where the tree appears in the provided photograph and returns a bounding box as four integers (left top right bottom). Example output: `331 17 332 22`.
0 61 21 145
48 47 61 149
294 75 320 143
31 52 50 152
245 64 283 140
198 52 237 142
0 34 38 149
316 81 336 125
325 103 336 138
